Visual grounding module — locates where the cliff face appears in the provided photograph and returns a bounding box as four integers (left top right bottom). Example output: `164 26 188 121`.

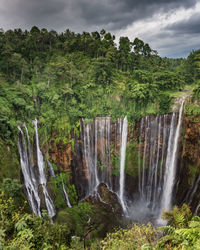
175 116 200 211
47 139 72 173
182 116 200 166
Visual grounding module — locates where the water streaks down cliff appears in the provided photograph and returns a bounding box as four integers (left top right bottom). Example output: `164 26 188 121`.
18 125 41 217
136 98 185 223
18 120 56 218
78 100 185 221
18 98 185 221
80 117 128 213
33 119 56 218
160 98 185 214
119 116 128 214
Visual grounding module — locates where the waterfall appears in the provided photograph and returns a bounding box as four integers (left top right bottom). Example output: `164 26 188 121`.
82 117 115 196
47 159 56 178
61 181 72 208
23 124 38 190
119 116 128 214
18 122 56 218
33 119 56 218
81 116 128 213
158 114 168 198
136 98 185 223
47 159 72 208
188 175 200 205
97 117 112 188
138 115 166 209
82 119 100 195
18 126 41 217
160 98 185 214
78 100 185 221
195 203 200 215
152 115 161 207
141 116 149 199
138 118 144 195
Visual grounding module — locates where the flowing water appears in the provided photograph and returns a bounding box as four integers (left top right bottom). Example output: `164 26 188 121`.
18 126 41 216
62 181 72 208
119 116 128 214
132 98 185 223
18 120 56 218
33 119 56 218
81 116 128 213
47 159 56 178
19 98 185 221
159 98 185 219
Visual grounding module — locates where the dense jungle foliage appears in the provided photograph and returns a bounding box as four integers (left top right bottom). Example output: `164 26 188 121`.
1 180 200 249
0 26 199 146
1 27 200 249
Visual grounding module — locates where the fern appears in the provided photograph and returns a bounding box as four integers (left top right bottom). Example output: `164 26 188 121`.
174 212 185 228
15 219 27 232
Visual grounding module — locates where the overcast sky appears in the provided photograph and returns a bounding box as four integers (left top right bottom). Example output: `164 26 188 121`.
0 0 200 57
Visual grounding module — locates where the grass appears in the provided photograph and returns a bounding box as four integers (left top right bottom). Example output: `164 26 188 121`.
161 84 197 99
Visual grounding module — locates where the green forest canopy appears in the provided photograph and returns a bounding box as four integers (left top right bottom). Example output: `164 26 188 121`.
0 27 199 144
1 27 200 249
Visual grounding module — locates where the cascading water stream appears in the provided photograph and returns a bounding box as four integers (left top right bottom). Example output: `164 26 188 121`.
18 126 41 217
62 181 72 208
33 119 56 218
187 175 200 205
138 118 144 196
160 98 185 216
47 159 71 208
118 116 128 214
158 114 168 198
135 98 185 223
47 159 56 178
78 102 185 221
141 116 149 199
138 115 166 210
81 116 129 214
23 124 37 186
82 119 100 195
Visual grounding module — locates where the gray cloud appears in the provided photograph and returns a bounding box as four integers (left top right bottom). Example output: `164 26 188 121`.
0 0 197 31
166 13 200 34
76 0 198 30
139 22 200 58
0 0 199 57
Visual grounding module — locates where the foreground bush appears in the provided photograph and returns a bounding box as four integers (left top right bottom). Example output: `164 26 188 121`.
101 223 157 250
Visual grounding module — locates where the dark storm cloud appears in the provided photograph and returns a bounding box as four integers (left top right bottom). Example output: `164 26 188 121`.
0 0 198 31
166 13 200 34
0 0 199 57
81 0 198 32
76 0 198 30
